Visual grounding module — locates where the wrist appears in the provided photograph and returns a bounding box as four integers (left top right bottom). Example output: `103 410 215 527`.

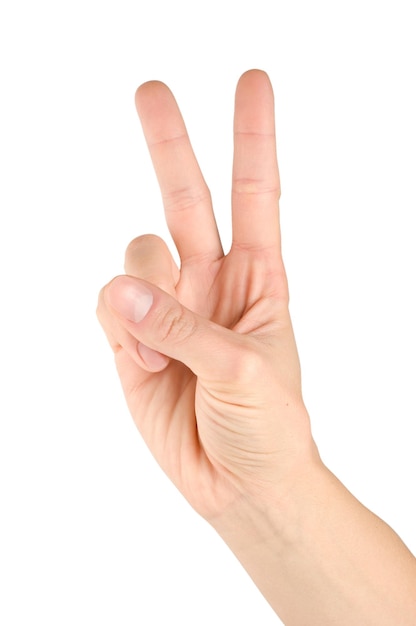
209 445 327 555
210 453 416 625
207 452 328 621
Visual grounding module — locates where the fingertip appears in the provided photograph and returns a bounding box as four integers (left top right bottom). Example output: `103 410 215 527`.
134 80 185 144
237 69 272 90
124 233 169 262
137 343 171 372
239 68 269 78
134 80 173 113
135 79 166 96
234 69 275 134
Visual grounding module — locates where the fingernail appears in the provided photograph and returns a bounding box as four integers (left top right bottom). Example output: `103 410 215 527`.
107 277 153 323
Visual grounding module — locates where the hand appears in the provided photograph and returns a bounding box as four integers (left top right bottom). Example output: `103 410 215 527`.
97 70 416 625
97 70 318 522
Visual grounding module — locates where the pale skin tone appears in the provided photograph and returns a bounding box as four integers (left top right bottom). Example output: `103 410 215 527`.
97 70 416 624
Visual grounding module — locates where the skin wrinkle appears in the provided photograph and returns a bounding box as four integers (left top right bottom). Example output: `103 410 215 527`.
147 132 188 147
162 191 213 213
234 131 276 137
232 184 280 196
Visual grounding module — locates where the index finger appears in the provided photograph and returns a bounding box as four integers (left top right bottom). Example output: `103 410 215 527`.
135 81 223 265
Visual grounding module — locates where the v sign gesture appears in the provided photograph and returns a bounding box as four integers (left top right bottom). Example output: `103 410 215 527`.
97 70 416 625
98 70 314 518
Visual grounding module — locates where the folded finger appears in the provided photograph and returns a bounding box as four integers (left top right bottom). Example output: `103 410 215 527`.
124 234 179 297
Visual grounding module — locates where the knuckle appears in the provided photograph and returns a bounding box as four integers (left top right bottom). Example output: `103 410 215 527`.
231 344 267 385
232 177 280 198
163 186 211 213
155 304 197 345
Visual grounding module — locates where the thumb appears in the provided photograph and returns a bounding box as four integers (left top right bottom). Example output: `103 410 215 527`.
105 275 252 382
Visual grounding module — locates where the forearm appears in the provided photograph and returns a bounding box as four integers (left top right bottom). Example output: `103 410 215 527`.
212 459 416 625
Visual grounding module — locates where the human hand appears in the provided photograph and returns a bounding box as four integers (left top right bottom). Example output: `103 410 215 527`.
97 70 319 522
97 70 416 626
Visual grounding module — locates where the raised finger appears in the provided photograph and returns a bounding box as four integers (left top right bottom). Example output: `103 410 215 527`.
232 70 282 254
135 82 223 265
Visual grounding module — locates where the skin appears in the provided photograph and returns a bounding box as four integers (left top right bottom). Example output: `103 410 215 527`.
97 70 416 624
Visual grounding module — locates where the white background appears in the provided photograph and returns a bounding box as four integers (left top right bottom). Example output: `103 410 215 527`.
1 1 415 624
